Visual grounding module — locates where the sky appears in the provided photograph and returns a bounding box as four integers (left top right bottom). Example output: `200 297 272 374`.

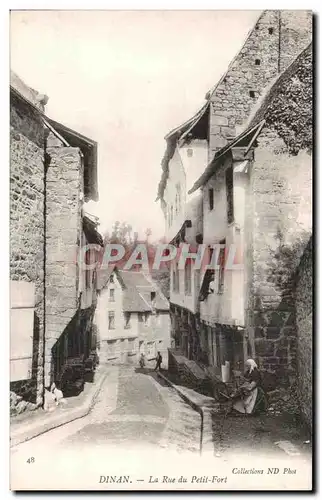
10 10 260 240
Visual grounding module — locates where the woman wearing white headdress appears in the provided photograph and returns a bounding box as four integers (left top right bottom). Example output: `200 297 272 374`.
231 358 267 415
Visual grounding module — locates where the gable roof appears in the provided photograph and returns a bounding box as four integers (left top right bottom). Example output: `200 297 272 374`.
165 102 210 143
188 119 265 194
10 70 48 111
98 267 169 312
10 71 98 203
156 103 209 202
156 12 266 202
45 117 98 202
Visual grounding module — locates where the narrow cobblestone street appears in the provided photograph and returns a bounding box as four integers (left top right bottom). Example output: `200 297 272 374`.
11 366 201 457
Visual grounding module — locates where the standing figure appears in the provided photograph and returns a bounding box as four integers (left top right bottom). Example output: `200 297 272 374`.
154 351 163 371
139 353 145 369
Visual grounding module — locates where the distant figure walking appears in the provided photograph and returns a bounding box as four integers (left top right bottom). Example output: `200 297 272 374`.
154 351 162 371
139 353 145 369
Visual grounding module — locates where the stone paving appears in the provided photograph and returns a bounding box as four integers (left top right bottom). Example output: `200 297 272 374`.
11 365 202 456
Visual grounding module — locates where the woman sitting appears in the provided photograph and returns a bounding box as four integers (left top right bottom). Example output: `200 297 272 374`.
230 359 268 415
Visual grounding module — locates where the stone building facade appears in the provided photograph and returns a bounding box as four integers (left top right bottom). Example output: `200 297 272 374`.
243 43 312 381
189 43 312 381
157 11 312 394
207 10 312 158
10 76 47 411
96 267 171 366
10 73 102 413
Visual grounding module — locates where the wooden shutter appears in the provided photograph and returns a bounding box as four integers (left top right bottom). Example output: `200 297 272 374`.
10 281 35 382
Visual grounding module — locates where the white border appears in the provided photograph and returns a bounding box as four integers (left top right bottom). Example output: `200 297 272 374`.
2 3 320 498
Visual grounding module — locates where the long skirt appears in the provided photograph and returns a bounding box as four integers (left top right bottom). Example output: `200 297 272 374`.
233 387 267 414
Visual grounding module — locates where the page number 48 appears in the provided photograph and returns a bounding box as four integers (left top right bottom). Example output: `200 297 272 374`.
27 457 35 464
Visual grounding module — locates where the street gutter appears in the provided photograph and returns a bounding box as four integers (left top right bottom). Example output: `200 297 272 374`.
157 371 216 455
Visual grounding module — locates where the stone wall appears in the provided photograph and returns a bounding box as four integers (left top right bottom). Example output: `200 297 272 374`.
246 143 312 380
209 10 312 158
45 143 83 386
295 238 312 428
10 92 45 408
245 42 312 380
279 11 312 73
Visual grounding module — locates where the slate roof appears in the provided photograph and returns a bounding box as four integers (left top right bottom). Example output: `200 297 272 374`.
98 267 169 312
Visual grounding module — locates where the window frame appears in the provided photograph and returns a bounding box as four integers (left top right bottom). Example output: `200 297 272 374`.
209 187 214 211
124 312 131 329
108 311 115 330
225 167 234 224
184 260 192 295
218 240 226 294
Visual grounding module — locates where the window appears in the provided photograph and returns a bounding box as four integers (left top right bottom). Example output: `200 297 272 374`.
184 260 192 295
249 90 255 98
110 275 114 283
208 247 216 294
218 240 226 294
209 188 214 211
128 338 135 354
151 291 156 304
108 311 115 330
176 261 180 292
124 312 131 329
107 340 117 357
109 288 115 302
139 312 149 325
255 59 261 66
173 260 180 293
268 27 274 34
208 246 215 273
187 148 193 158
225 167 234 224
85 249 91 289
176 184 181 209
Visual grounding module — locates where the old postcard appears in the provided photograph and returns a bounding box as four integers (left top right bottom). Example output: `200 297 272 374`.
9 9 313 491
